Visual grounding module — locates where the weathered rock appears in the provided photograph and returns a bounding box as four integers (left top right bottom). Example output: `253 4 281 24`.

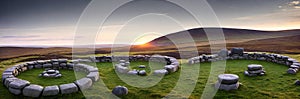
42 85 60 96
230 48 244 56
153 69 168 75
9 79 30 89
74 78 93 90
138 70 147 76
112 86 128 96
127 70 139 75
247 64 263 71
164 65 178 73
115 65 129 73
138 65 146 68
4 77 18 88
86 72 99 82
218 49 228 58
218 74 239 84
23 84 44 98
215 82 239 91
287 68 297 74
248 70 264 74
9 87 22 95
295 80 300 86
59 83 78 94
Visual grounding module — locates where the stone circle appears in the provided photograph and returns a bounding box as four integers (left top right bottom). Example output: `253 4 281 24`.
1 58 99 97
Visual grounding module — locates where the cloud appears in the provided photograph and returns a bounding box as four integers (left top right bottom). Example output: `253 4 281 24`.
279 0 300 9
0 35 39 39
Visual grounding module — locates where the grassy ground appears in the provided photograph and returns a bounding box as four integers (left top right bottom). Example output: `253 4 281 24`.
1 55 300 98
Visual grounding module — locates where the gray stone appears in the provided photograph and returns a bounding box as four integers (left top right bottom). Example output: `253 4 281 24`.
218 49 228 57
59 83 78 94
23 84 44 98
215 82 239 91
248 70 264 74
9 87 22 95
4 77 18 88
138 65 146 68
218 74 239 84
42 85 60 96
287 68 297 74
74 78 93 90
153 69 168 75
112 86 128 96
138 70 147 76
86 72 99 82
164 65 178 73
247 64 263 71
127 70 138 75
115 65 129 73
9 79 30 89
43 63 52 68
295 80 300 86
34 64 43 69
230 48 244 56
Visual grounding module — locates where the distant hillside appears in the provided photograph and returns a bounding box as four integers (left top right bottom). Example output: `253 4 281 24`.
147 28 300 46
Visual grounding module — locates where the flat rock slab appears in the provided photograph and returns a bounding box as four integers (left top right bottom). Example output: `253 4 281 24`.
153 69 169 75
42 85 60 96
9 79 30 89
59 83 78 94
87 72 99 82
218 74 239 84
23 84 44 98
215 82 239 91
248 64 263 71
74 78 93 90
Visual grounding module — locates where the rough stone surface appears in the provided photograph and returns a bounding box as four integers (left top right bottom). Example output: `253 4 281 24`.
112 86 128 96
74 78 93 90
215 82 239 91
287 68 297 74
42 85 60 96
59 83 78 94
295 80 300 86
4 77 18 88
127 70 138 75
153 69 168 75
9 87 22 95
247 64 263 71
218 74 239 84
138 70 147 76
86 72 99 82
9 79 30 89
23 84 44 98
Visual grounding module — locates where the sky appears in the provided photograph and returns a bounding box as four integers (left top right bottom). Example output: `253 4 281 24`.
0 0 300 47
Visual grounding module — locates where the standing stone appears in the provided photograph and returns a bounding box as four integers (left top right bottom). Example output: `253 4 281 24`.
42 85 60 96
23 84 44 98
112 86 128 96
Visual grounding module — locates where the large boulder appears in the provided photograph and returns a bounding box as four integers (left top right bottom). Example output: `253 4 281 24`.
59 83 78 94
230 48 244 56
153 69 168 75
287 68 297 74
112 86 128 96
86 72 99 82
23 84 44 98
218 74 239 85
42 85 60 96
74 78 93 90
9 87 22 95
9 79 30 89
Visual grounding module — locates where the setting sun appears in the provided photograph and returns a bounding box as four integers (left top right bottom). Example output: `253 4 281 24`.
132 33 161 45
